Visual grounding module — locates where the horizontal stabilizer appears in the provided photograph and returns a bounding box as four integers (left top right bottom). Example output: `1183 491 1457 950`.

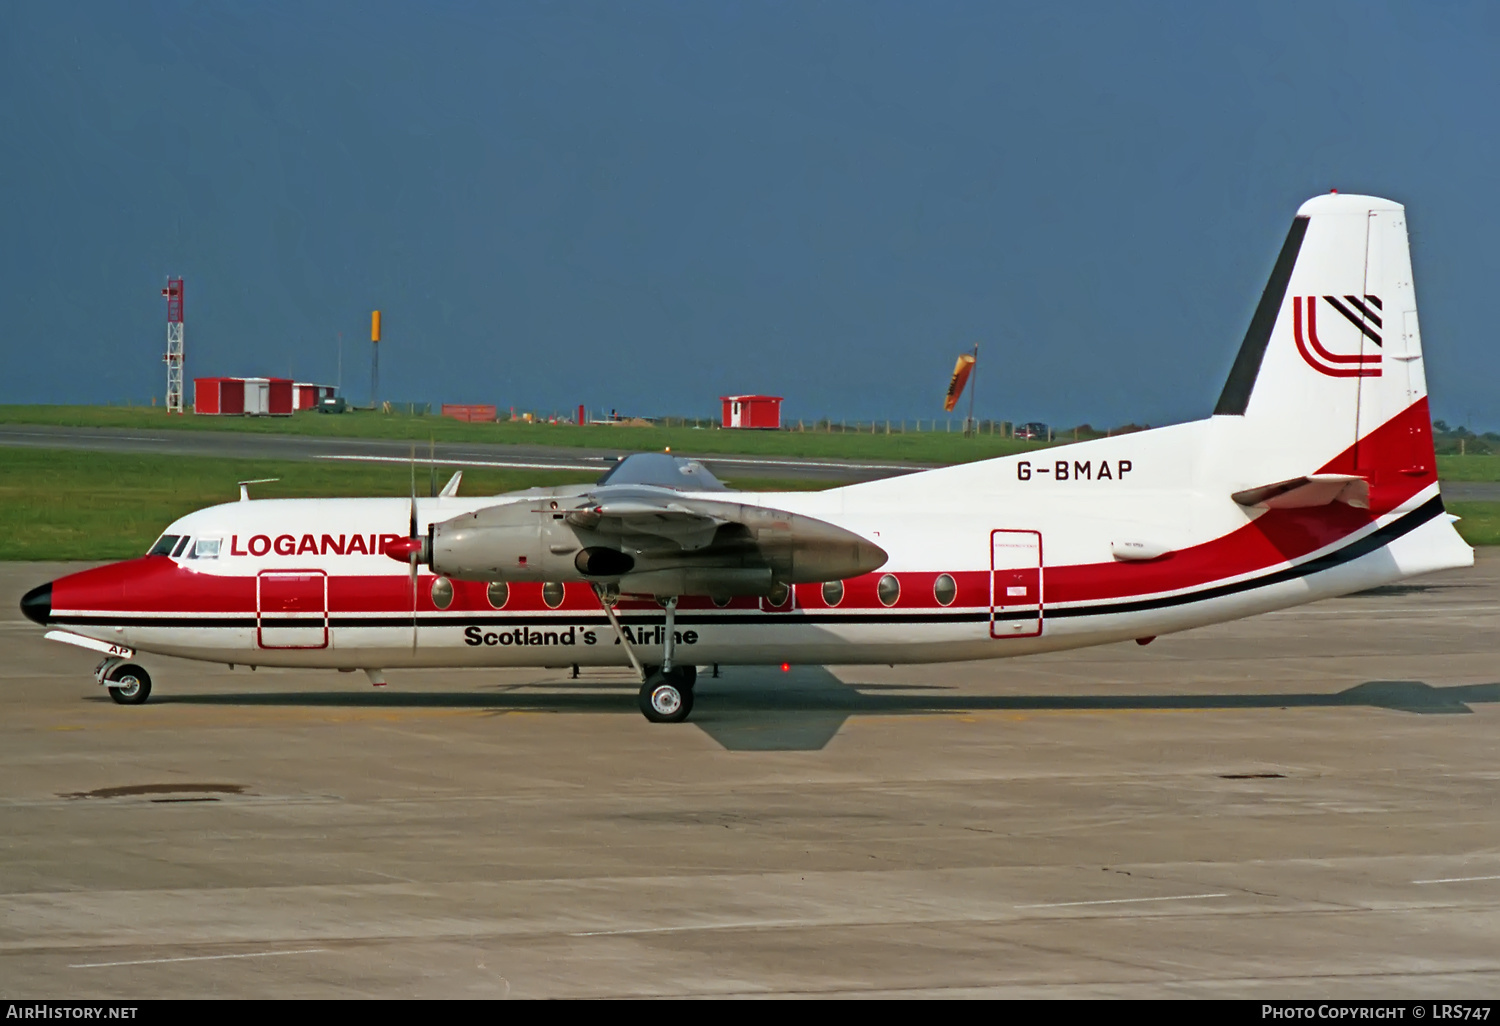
1232 474 1368 510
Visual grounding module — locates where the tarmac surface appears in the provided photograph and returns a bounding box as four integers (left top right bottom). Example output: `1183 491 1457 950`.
0 424 930 484
2 556 1499 998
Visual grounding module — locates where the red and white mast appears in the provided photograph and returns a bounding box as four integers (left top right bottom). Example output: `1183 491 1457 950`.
162 278 184 413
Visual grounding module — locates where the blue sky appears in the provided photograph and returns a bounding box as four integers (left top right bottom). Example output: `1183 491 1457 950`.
2 2 1496 427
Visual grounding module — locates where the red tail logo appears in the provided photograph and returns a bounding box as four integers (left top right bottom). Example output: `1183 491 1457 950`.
1293 295 1383 377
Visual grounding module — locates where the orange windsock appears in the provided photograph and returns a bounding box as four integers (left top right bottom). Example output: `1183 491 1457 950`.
943 353 976 411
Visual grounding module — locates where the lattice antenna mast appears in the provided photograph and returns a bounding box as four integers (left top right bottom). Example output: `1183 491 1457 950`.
162 278 185 413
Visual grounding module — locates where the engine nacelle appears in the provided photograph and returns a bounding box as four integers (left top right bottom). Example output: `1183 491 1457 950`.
430 500 592 582
427 494 887 597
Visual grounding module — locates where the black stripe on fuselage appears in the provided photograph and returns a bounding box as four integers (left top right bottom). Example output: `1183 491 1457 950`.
47 497 1443 632
1047 494 1443 619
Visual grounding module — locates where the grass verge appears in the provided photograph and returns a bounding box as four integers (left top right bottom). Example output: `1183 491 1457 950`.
5 447 1496 561
1445 502 1500 547
0 404 1046 463
13 408 1500 480
0 448 827 561
1434 455 1500 482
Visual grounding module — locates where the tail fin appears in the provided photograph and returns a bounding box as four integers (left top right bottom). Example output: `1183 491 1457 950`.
1214 194 1435 511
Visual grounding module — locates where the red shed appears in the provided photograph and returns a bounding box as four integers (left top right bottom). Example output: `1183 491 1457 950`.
193 377 245 415
266 378 294 416
294 382 335 410
720 394 783 429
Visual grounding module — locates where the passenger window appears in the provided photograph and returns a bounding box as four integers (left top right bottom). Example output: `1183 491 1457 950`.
148 535 180 557
193 537 222 559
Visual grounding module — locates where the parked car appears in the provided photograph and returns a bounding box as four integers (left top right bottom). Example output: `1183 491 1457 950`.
1014 422 1049 440
316 396 348 414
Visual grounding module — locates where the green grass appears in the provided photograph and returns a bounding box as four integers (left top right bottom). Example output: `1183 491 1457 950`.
1446 502 1500 547
17 406 1500 480
1435 455 1500 482
0 448 833 561
0 404 1047 463
5 430 1499 561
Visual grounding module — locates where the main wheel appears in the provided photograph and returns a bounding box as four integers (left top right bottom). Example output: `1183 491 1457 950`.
106 664 152 705
638 673 694 723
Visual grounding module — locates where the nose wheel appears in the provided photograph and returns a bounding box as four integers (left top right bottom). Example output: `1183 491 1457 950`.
105 664 152 705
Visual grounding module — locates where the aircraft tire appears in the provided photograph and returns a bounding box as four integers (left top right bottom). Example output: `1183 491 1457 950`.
106 665 152 705
639 674 694 723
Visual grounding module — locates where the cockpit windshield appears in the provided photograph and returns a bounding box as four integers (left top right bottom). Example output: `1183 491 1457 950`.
148 534 182 557
595 453 728 492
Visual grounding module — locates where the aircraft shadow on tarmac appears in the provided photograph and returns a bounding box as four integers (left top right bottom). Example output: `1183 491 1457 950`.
151 666 1500 752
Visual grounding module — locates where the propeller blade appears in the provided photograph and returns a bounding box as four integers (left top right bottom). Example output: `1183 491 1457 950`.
410 551 419 654
409 443 419 653
408 445 418 536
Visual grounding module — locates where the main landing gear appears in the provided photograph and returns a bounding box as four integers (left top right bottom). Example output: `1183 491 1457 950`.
639 664 697 724
596 588 698 724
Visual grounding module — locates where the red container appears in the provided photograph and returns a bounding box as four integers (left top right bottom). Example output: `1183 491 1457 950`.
442 403 498 423
720 395 783 429
266 378 294 416
193 378 245 415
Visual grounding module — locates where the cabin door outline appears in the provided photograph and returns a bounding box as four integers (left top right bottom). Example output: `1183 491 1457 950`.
990 530 1043 639
257 569 330 650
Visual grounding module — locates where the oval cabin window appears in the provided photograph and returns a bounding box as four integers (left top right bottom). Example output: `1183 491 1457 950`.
486 582 509 609
933 573 957 607
766 582 790 608
877 574 900 607
542 581 565 609
430 577 454 610
822 580 844 606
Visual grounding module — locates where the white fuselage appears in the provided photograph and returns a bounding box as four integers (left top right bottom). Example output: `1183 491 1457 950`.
41 414 1470 674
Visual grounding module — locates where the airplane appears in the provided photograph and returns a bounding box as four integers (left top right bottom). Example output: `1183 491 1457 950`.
20 193 1471 723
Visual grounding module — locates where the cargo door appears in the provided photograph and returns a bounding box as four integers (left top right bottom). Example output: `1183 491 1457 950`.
990 530 1043 638
257 570 329 649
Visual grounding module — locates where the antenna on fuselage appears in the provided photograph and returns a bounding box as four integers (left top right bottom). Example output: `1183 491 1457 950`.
238 478 279 502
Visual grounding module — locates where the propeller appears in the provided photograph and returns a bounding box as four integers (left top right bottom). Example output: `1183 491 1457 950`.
410 444 419 652
381 445 437 652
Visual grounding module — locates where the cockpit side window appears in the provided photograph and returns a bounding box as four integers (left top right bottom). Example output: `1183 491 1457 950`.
171 536 192 558
192 537 222 559
148 534 181 557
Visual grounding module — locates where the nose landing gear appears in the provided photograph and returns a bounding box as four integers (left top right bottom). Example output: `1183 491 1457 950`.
101 662 152 705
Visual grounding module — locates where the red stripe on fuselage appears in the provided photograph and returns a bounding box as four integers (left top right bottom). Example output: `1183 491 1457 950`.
48 401 1438 619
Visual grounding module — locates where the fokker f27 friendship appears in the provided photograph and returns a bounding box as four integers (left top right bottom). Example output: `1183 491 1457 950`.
21 194 1471 722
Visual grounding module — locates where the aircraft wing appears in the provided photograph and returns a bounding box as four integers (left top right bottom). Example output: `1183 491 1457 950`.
567 498 728 551
428 482 888 593
560 489 886 586
1232 474 1369 510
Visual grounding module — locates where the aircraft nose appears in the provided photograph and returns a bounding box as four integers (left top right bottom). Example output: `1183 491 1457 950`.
20 582 52 625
